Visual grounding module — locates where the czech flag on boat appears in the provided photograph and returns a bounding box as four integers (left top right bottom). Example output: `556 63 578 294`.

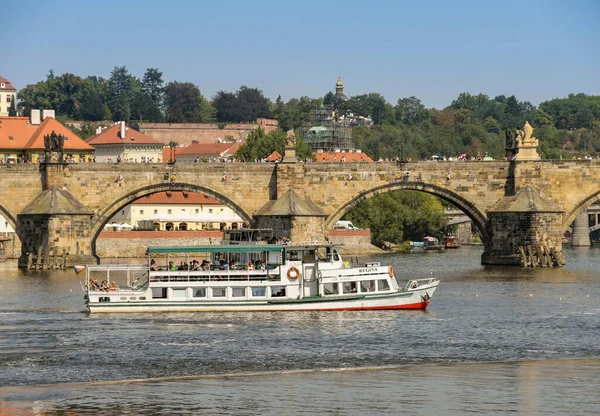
74 265 86 274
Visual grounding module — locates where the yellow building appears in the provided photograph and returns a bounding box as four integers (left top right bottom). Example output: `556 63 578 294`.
107 191 244 231
0 76 17 117
0 112 94 163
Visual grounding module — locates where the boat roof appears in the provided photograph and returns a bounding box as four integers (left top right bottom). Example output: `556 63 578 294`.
147 244 286 254
146 243 338 254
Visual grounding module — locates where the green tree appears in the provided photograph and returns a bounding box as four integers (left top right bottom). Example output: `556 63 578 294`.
344 191 447 245
79 93 106 121
235 128 313 161
212 86 271 122
141 68 164 107
164 82 215 123
107 66 135 121
395 96 430 125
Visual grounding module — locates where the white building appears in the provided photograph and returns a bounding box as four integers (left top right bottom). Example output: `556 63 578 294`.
86 122 164 162
0 76 17 117
107 191 244 231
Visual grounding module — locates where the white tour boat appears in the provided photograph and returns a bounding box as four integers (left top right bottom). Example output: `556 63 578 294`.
79 244 439 313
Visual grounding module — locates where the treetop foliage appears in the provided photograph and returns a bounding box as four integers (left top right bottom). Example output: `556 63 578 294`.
15 68 600 160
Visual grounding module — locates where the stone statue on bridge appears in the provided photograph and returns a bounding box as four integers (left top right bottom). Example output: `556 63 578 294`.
43 130 65 163
286 130 296 147
506 121 539 161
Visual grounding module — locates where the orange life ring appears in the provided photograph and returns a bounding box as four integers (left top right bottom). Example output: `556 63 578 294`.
287 266 300 280
446 242 451 247
388 265 395 278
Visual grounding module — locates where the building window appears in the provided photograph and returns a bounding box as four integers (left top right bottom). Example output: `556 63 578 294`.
6 96 10 103
168 209 172 214
140 210 144 215
209 209 213 213
195 209 199 213
221 208 224 212
154 209 158 214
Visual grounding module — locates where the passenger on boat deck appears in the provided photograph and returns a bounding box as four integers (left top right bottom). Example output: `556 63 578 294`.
178 261 188 271
89 279 100 290
100 280 109 291
109 282 119 291
169 261 176 271
220 260 229 270
191 260 199 270
247 260 255 270
254 260 265 271
150 259 158 271
229 260 237 270
200 260 209 270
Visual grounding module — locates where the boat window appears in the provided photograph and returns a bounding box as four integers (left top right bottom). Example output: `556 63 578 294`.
212 288 226 297
172 288 186 299
360 280 376 293
333 249 341 262
342 282 357 294
232 287 246 297
271 286 286 297
251 287 266 297
152 288 167 299
323 283 338 295
193 288 206 298
377 279 390 291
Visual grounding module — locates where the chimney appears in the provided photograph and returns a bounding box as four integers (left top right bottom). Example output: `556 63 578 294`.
96 126 102 135
30 109 41 125
42 109 55 120
120 121 126 139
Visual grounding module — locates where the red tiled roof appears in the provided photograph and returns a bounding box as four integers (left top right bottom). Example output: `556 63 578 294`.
26 117 94 150
266 151 282 162
314 152 373 162
161 142 241 162
86 124 164 146
0 76 16 91
133 191 223 205
0 117 37 149
0 116 93 151
176 142 241 156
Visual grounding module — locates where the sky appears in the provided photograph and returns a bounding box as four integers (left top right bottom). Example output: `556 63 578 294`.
4 0 599 108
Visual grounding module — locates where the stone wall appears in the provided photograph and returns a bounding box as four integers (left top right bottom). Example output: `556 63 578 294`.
96 231 223 257
326 229 377 254
139 119 278 146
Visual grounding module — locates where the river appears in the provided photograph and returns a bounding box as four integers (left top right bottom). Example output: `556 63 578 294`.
0 246 599 415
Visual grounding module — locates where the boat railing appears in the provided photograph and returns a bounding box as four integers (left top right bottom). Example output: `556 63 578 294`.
148 269 280 283
404 278 438 290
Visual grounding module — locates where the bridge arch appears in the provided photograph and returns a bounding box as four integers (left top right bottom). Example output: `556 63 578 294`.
90 183 253 252
325 182 489 241
561 189 600 235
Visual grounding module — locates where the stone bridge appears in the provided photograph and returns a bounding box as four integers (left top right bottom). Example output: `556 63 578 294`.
2 159 600 267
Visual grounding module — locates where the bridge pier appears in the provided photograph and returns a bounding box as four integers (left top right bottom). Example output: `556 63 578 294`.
570 210 591 247
482 186 564 266
17 164 97 269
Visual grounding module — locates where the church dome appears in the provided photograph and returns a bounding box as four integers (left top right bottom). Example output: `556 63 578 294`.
336 77 343 87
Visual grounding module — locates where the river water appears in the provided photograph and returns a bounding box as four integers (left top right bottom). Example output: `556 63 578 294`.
0 246 599 415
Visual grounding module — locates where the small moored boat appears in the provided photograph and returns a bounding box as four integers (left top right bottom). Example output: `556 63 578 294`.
79 244 439 313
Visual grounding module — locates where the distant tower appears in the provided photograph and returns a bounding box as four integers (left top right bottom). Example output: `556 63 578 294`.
335 77 344 96
334 77 347 101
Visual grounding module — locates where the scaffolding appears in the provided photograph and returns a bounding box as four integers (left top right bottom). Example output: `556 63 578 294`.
300 105 354 152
